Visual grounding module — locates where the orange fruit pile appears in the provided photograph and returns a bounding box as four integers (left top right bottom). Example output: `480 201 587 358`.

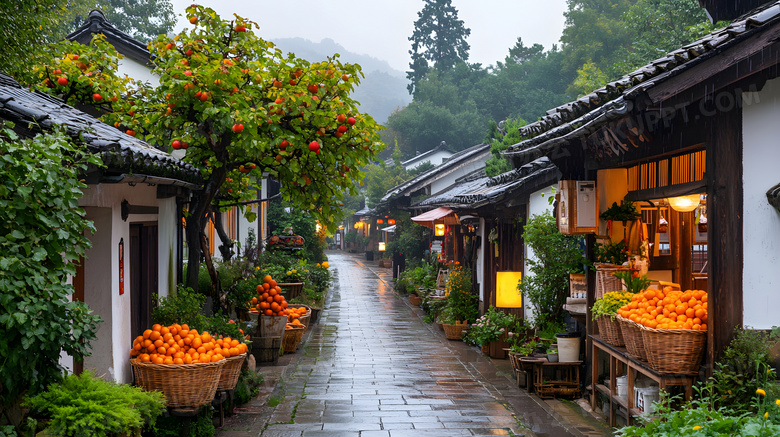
287 306 308 323
130 323 248 365
617 287 708 330
286 320 304 329
249 274 289 317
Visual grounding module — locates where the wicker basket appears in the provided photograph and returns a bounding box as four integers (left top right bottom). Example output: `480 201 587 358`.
596 316 624 347
282 326 306 353
595 264 629 299
287 304 312 327
130 359 225 408
442 323 469 341
216 353 246 391
569 273 587 297
616 315 648 361
640 326 707 374
409 295 422 306
278 282 304 300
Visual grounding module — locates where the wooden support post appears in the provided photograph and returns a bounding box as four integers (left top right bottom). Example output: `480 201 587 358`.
705 102 743 372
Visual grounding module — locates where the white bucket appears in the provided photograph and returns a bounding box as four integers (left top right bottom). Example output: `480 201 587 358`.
636 386 660 414
556 333 581 362
616 375 628 400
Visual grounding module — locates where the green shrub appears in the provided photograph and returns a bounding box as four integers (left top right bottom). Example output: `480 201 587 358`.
0 127 103 424
24 370 166 437
152 287 206 327
151 406 214 437
518 211 585 325
233 370 264 406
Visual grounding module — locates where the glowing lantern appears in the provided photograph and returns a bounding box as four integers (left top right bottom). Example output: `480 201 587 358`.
496 271 524 307
668 194 700 212
434 223 445 236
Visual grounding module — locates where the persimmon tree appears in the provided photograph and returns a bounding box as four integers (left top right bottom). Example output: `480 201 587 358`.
32 5 383 297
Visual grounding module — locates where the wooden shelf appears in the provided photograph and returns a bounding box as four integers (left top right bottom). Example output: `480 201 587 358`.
595 384 642 418
590 335 696 427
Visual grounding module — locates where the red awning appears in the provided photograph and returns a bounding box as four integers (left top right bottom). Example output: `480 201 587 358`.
410 207 460 228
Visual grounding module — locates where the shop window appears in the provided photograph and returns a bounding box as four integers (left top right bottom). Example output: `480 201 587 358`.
692 244 708 273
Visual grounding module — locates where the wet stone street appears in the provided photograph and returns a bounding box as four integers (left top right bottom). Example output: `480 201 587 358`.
217 252 610 437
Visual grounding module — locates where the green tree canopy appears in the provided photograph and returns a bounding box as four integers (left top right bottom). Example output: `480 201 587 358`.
1 0 175 84
484 117 527 177
32 5 383 295
610 0 722 76
407 0 471 94
559 0 634 79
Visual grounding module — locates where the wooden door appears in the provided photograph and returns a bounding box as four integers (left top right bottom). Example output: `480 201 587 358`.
130 223 158 342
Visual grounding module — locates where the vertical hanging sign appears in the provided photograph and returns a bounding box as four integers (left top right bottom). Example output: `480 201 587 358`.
119 238 125 295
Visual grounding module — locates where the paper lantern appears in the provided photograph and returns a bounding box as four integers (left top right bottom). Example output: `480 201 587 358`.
434 223 445 236
496 271 523 308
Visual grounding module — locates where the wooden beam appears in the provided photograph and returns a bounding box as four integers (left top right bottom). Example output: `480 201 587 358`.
648 25 780 106
624 179 707 202
705 104 743 372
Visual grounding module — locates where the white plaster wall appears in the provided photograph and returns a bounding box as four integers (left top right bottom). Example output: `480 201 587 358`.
429 153 490 194
112 204 133 383
82 207 114 379
741 78 780 330
404 150 453 171
157 197 177 297
118 57 159 87
523 185 558 323
78 183 179 382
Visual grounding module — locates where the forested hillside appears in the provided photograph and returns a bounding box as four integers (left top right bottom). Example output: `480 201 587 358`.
272 37 412 125
383 0 721 169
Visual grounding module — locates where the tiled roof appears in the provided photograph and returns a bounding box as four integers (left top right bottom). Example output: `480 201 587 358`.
400 141 452 167
0 73 201 185
67 10 154 65
504 1 780 160
414 157 559 209
379 143 491 206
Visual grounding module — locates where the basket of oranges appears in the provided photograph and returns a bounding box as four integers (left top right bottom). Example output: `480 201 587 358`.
282 324 306 354
287 304 311 327
129 323 249 407
616 288 708 373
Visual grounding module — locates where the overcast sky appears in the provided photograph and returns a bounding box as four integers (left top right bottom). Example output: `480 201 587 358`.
171 0 569 73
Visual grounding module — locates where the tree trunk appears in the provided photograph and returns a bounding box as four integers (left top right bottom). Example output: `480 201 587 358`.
200 231 223 313
214 210 234 261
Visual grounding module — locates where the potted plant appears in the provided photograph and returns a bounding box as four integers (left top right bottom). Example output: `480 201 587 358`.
463 307 518 358
546 346 559 363
440 266 478 340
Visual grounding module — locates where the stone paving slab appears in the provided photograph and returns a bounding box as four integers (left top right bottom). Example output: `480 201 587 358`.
216 251 614 437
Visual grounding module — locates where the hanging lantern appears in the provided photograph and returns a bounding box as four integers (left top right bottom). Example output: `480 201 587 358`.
434 223 445 237
667 194 700 212
388 218 396 225
658 208 668 234
697 205 708 233
377 218 384 224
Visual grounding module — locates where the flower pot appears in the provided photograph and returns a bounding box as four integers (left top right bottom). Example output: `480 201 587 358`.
278 282 304 300
488 333 510 359
546 353 559 363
